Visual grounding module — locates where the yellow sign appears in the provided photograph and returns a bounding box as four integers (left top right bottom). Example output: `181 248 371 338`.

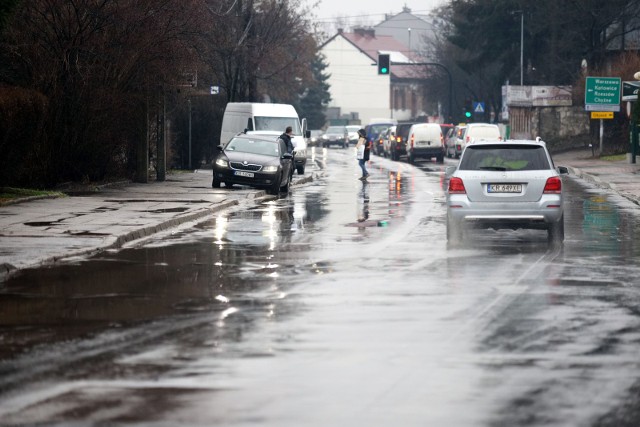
591 112 614 119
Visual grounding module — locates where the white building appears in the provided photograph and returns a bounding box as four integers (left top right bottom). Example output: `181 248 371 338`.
320 28 428 125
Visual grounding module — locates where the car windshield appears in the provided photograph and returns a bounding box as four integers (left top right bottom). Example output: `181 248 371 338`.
254 116 301 135
226 137 281 157
459 145 550 171
346 126 360 133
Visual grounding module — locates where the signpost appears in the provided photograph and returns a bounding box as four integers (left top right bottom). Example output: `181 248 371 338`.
585 77 621 155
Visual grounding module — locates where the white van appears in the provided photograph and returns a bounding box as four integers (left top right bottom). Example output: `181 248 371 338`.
459 123 502 154
405 123 444 164
220 103 309 174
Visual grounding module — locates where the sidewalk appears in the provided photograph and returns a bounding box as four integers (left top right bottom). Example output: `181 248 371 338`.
0 169 314 281
1 148 639 282
553 147 640 205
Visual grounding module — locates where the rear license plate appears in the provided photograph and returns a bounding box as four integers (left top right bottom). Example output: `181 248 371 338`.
234 171 254 178
488 184 522 193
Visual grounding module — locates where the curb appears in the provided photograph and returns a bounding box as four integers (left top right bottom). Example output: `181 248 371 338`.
566 165 640 206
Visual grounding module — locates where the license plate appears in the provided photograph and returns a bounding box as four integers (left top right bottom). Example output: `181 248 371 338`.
488 184 522 193
234 171 254 178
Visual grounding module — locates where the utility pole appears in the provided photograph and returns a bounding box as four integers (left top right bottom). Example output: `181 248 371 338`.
632 71 640 163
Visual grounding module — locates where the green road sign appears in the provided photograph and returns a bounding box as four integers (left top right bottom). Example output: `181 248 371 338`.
585 76 621 112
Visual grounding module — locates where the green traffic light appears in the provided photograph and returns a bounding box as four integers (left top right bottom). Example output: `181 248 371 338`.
465 111 472 118
381 67 388 74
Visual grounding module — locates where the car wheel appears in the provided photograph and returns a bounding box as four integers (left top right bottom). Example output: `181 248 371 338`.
225 182 234 188
212 174 221 188
407 152 414 164
548 216 564 244
343 143 347 148
437 154 444 164
270 174 282 195
446 215 463 246
297 165 305 175
281 175 290 194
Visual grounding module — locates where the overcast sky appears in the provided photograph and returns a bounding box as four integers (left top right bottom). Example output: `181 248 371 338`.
310 0 448 30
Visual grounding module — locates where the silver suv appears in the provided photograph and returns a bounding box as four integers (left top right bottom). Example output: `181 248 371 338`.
446 139 569 245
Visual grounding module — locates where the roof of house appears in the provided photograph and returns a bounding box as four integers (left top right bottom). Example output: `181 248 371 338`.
323 29 427 80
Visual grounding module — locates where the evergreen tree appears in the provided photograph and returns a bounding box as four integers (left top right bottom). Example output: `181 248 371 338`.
296 53 331 130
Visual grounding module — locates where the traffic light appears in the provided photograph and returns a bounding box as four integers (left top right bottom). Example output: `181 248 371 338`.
463 99 473 120
377 54 390 75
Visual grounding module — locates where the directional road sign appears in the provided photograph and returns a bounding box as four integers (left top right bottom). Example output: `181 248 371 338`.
585 76 621 112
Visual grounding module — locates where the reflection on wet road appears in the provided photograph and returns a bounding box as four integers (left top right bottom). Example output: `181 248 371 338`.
3 149 640 425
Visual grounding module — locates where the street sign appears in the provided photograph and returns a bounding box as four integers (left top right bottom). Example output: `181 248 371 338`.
585 76 621 112
210 85 219 95
473 102 485 113
590 112 614 119
623 81 640 101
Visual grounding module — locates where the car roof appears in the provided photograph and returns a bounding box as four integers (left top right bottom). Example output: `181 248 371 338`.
236 132 281 141
466 138 546 147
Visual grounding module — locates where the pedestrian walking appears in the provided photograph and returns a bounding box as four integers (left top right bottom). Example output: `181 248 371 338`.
355 128 370 180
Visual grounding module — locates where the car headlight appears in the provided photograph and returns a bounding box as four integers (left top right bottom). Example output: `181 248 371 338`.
322 135 328 139
262 165 278 173
215 158 228 168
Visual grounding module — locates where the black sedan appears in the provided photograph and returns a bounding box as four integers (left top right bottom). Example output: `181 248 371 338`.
212 134 294 195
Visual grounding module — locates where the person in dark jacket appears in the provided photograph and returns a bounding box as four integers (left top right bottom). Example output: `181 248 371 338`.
279 126 295 154
355 128 370 180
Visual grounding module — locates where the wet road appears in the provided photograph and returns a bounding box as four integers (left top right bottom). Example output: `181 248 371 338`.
2 148 640 425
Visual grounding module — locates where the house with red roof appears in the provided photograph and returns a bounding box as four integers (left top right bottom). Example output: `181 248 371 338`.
320 27 431 125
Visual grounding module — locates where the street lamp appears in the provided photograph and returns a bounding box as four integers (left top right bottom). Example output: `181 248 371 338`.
512 10 524 85
518 11 523 85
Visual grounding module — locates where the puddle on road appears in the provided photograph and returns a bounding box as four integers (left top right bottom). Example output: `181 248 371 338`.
0 169 417 359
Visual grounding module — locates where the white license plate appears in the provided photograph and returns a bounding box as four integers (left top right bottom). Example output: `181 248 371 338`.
488 184 522 193
234 171 254 178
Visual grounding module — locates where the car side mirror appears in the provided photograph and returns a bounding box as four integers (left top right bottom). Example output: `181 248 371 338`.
216 145 224 151
557 166 569 175
283 153 293 160
445 166 456 177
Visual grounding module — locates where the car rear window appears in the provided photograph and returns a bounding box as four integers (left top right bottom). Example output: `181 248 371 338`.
459 145 551 171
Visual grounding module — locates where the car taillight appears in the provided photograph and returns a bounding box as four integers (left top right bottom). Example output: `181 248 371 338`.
543 176 562 194
448 177 466 194
466 136 470 142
